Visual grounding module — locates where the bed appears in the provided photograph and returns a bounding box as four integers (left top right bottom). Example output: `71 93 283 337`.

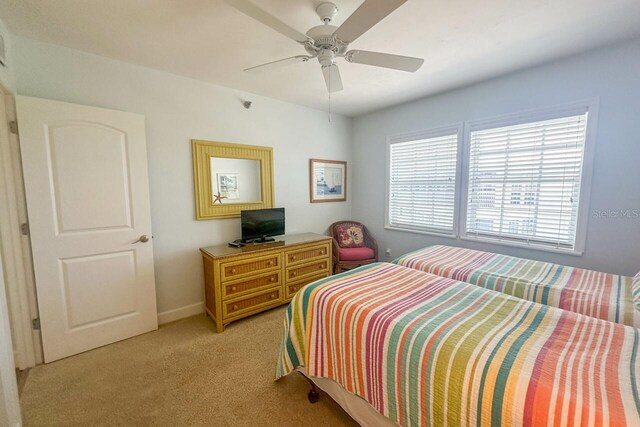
394 245 640 328
277 262 640 426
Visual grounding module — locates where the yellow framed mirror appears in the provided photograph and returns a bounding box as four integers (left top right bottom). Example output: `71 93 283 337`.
192 140 274 219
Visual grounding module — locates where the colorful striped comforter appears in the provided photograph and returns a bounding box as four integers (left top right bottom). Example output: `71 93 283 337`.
277 263 640 426
394 245 640 328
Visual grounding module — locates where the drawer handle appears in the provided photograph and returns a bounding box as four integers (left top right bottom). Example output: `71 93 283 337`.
319 250 324 255
270 293 276 299
232 304 238 310
231 286 237 292
291 255 296 260
292 286 298 292
292 272 297 277
267 261 273 266
231 268 237 274
318 265 324 269
270 277 276 282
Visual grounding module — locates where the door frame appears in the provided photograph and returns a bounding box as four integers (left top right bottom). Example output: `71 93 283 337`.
0 252 22 426
0 82 42 368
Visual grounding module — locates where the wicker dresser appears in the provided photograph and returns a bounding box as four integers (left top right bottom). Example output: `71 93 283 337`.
200 233 332 332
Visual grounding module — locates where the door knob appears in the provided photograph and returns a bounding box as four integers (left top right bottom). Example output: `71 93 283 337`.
133 235 150 244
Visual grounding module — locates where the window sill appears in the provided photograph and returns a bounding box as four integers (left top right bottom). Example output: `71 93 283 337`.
459 235 584 257
384 225 457 239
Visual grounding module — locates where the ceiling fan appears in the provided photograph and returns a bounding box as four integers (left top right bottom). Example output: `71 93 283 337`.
225 0 424 93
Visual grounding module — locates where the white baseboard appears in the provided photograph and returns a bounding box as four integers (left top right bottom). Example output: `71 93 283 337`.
157 302 204 325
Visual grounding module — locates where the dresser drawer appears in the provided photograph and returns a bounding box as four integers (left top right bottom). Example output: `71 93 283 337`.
222 271 281 300
223 287 282 320
285 242 330 266
221 253 281 282
286 272 329 299
287 259 329 281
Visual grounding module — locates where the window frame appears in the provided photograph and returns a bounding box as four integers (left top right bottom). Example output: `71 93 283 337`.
385 123 464 238
458 99 599 255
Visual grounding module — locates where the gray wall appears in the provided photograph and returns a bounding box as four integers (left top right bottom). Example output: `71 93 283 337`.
352 37 640 276
7 31 640 321
12 36 353 317
0 17 15 91
0 248 21 426
0 17 20 425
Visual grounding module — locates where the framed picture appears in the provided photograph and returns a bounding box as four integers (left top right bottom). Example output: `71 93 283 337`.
217 173 240 200
310 159 347 203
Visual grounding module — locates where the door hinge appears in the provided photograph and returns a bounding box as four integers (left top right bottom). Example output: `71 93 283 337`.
32 318 40 330
8 120 18 135
20 222 29 236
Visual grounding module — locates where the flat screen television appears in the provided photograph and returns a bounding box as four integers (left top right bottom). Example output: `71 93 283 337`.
241 208 285 243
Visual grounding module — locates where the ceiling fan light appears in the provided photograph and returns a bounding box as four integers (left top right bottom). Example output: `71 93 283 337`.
317 49 336 67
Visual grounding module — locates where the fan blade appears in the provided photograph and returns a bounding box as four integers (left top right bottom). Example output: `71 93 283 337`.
345 50 423 72
225 0 309 43
322 64 344 92
244 55 311 73
333 0 407 43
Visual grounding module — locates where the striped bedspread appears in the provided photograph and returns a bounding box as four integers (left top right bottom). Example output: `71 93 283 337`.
394 245 640 328
277 263 640 426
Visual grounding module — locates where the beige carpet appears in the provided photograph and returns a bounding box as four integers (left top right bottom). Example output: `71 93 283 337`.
20 307 358 426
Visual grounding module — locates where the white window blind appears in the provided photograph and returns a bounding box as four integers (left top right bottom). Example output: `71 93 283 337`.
388 131 458 235
465 113 588 250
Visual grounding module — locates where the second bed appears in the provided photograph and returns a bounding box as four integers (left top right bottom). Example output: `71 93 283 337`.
394 245 640 328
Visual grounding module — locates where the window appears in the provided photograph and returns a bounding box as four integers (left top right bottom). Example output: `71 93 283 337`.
386 126 460 236
463 110 590 252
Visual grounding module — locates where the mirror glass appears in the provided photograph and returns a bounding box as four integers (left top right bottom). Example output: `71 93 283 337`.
210 157 262 203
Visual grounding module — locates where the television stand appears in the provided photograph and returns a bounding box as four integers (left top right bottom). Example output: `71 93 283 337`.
200 233 333 332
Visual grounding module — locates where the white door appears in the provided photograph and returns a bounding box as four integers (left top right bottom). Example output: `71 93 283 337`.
16 96 157 363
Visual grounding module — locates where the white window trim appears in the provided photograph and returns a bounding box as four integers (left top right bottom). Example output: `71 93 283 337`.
458 99 599 256
385 123 464 238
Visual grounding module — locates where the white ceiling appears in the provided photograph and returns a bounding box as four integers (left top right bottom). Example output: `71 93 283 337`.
1 0 639 116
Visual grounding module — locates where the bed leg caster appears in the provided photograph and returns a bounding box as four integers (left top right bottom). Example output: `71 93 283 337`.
308 385 320 404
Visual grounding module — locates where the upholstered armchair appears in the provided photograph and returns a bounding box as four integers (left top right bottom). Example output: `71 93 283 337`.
329 221 379 274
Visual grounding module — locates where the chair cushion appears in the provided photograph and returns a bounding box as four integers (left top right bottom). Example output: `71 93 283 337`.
335 224 365 248
337 246 375 261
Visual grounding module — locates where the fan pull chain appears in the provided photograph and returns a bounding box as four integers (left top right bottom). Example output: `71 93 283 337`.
328 68 331 123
